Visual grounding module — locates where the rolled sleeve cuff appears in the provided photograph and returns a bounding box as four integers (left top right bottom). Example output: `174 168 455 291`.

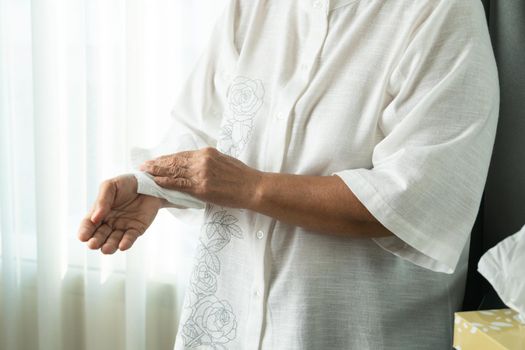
333 168 465 274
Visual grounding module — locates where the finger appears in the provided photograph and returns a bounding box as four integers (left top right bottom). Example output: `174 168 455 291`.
101 229 125 254
87 223 112 249
77 215 98 242
142 164 190 179
139 163 172 177
140 155 189 173
91 181 116 224
153 176 193 190
118 229 142 251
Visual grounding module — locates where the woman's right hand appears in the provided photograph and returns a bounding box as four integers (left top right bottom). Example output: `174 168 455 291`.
77 174 165 254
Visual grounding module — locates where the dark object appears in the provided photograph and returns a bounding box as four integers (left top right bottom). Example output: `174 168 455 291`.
461 0 525 311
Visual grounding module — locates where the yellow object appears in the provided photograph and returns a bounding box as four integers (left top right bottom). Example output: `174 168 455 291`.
454 309 525 349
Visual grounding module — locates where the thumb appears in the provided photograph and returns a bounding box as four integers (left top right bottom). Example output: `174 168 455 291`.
90 180 116 224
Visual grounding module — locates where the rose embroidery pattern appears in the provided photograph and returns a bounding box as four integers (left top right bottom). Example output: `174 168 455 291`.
180 204 243 349
218 76 265 157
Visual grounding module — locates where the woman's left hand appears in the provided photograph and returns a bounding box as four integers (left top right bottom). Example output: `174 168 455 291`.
139 147 263 209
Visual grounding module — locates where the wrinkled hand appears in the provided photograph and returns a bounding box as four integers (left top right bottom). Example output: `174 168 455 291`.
139 147 263 209
77 174 164 254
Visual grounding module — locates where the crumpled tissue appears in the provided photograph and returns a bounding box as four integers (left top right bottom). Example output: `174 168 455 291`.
129 133 205 210
478 224 525 324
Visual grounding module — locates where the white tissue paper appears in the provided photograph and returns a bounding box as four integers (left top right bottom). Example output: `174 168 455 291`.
478 224 525 324
132 171 205 209
129 133 205 210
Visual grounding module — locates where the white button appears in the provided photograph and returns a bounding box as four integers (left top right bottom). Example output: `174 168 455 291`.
254 289 261 297
275 112 286 120
313 0 324 9
300 63 310 72
256 230 264 239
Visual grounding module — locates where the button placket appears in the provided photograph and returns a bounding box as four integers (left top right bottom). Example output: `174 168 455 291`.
245 222 270 348
244 5 330 348
264 10 328 174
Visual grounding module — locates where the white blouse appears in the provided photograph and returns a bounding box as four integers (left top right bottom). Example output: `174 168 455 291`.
131 0 500 348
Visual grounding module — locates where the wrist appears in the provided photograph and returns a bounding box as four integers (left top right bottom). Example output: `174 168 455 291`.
248 170 269 211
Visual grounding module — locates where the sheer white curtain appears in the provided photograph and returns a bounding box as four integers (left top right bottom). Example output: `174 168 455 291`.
0 0 226 349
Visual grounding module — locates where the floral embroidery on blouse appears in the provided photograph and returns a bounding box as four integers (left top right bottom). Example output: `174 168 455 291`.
218 76 265 157
180 203 243 349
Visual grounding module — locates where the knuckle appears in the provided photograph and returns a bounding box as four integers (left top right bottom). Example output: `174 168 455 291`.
175 178 187 188
153 165 162 173
169 158 178 167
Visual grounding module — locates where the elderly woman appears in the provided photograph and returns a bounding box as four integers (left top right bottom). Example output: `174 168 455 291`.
78 0 499 349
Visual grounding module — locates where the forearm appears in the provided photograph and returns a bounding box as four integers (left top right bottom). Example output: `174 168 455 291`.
249 172 393 239
139 148 393 238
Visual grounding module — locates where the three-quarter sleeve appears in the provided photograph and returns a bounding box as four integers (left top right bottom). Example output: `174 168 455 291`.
332 0 500 273
129 0 243 207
